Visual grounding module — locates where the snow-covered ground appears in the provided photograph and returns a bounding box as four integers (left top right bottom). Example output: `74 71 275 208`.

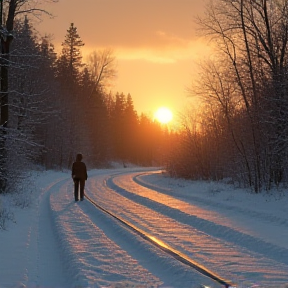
0 167 287 288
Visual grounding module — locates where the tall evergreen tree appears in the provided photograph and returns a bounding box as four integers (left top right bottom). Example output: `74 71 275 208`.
110 93 126 160
55 23 85 168
123 94 138 162
56 23 84 86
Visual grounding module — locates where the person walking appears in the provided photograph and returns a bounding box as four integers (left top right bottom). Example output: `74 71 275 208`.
72 153 88 201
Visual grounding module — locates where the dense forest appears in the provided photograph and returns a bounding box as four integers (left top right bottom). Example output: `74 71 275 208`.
0 4 170 194
167 0 288 193
1 0 288 194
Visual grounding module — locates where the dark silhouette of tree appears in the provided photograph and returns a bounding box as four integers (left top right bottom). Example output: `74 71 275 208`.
0 0 58 192
87 48 117 94
56 22 84 87
79 67 110 166
122 93 138 163
110 92 126 160
55 23 85 168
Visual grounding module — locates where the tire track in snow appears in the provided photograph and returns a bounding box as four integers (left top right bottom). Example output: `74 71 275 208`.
134 172 288 228
49 179 160 287
109 173 288 267
48 171 226 288
50 176 198 287
87 170 288 287
84 193 232 288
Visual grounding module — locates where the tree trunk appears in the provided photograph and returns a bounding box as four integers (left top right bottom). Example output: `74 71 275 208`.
0 0 15 192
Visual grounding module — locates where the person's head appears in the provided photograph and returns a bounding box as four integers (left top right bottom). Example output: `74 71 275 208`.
76 153 83 162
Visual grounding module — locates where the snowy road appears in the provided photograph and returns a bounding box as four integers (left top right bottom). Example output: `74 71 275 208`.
1 167 288 288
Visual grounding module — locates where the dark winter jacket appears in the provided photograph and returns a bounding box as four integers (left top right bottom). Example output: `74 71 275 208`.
72 161 88 181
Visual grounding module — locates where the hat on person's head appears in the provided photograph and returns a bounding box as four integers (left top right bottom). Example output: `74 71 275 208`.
76 153 83 161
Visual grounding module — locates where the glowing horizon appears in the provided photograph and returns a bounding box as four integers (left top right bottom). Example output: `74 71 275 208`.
36 0 209 115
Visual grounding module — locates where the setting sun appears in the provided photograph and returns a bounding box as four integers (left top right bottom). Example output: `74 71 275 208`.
154 107 173 124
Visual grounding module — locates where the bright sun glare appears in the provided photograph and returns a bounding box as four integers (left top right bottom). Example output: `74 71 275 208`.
155 107 173 124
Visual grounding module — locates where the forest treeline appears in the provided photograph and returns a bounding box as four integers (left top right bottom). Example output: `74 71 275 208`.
1 0 288 194
0 15 169 193
167 0 288 193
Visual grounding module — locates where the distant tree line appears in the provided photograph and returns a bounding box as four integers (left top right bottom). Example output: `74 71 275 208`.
166 0 288 193
3 0 287 195
0 14 167 193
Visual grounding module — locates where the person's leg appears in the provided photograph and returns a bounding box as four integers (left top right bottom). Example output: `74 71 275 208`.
74 179 80 201
80 180 85 200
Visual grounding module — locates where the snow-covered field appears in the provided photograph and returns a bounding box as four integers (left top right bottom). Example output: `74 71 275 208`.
0 167 287 288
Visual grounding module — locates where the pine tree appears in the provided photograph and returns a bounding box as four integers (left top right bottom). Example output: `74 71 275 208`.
123 94 138 162
55 23 85 168
56 23 84 86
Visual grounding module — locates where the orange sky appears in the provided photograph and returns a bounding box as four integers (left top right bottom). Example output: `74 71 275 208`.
36 0 209 116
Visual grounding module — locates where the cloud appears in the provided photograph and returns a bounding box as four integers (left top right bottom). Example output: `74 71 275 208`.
83 36 210 65
38 0 206 55
36 0 209 114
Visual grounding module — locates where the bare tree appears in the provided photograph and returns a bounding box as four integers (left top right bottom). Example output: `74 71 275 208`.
190 0 288 191
86 48 117 94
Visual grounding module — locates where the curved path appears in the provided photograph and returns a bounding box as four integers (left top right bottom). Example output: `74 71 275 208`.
49 168 224 288
84 168 288 287
3 168 286 288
